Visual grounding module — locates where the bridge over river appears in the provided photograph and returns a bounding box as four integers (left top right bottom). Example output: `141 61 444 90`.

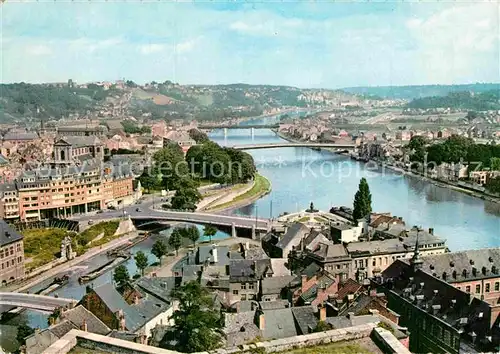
0 293 75 312
232 142 357 150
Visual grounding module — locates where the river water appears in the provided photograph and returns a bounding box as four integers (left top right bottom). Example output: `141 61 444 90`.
2 118 499 351
209 117 500 252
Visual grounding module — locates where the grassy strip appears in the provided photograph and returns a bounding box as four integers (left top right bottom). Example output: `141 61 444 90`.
297 216 310 222
284 341 373 354
23 228 74 271
22 221 120 271
207 173 271 211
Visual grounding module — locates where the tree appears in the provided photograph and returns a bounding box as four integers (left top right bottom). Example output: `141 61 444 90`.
170 184 202 211
168 228 183 256
134 251 149 276
138 169 160 193
161 281 222 352
203 224 217 243
151 239 168 265
352 177 372 222
184 225 200 248
113 265 130 287
313 321 334 332
16 324 35 346
285 249 305 274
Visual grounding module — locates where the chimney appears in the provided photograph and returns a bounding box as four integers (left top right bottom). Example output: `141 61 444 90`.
134 294 140 305
428 228 434 235
347 312 354 319
301 275 308 293
369 289 377 297
116 309 126 331
319 303 327 322
81 319 88 332
258 311 265 330
212 247 218 263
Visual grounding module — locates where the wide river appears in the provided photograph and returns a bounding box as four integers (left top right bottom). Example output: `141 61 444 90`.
209 117 500 252
1 118 499 351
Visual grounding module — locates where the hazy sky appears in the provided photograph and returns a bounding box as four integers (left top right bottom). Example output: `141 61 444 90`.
2 2 499 88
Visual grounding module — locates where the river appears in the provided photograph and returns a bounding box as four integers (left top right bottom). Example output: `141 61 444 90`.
2 118 499 352
209 117 500 252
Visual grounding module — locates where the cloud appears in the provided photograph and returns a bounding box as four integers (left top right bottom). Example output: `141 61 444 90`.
25 44 52 56
69 37 124 53
175 37 202 54
138 43 167 55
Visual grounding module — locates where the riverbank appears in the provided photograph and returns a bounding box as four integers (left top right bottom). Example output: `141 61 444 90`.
371 160 500 204
208 173 272 213
276 129 500 204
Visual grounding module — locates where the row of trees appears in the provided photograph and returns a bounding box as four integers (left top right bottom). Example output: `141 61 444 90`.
185 141 256 184
138 140 257 210
408 135 500 170
407 90 500 111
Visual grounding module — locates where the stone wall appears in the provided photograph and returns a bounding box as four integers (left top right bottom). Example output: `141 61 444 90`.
44 323 380 354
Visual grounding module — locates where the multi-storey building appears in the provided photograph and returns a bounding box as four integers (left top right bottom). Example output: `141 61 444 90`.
306 229 447 282
0 219 25 285
381 248 500 354
405 248 500 307
56 126 107 137
0 183 20 221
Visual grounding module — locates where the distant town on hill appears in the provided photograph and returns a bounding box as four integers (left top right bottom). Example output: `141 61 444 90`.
342 83 499 100
1 81 499 124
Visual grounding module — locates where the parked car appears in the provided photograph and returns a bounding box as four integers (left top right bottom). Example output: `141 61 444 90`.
88 220 94 225
136 208 141 212
96 210 103 214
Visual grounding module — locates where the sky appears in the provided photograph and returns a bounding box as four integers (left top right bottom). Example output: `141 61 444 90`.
1 1 499 88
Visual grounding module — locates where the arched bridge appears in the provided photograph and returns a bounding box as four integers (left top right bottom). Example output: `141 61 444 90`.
231 142 357 150
132 210 269 231
198 124 279 130
0 292 76 312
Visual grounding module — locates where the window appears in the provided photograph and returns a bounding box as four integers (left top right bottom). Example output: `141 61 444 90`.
372 260 376 266
476 284 481 294
241 295 247 301
241 284 246 290
495 282 499 291
249 283 255 290
233 290 238 295
486 283 490 293
466 286 471 293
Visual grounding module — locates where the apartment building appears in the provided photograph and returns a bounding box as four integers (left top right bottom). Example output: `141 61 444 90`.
306 230 446 282
0 183 20 221
0 219 25 285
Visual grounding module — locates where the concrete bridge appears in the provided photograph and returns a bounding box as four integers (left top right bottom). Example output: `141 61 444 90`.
0 292 76 312
232 142 357 150
198 124 279 130
77 209 270 239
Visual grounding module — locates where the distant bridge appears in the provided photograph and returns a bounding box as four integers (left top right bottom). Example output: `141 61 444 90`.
232 142 358 150
0 292 76 312
198 124 279 130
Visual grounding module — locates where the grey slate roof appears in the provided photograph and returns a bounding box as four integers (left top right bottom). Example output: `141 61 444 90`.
62 305 111 335
261 275 295 295
259 300 290 310
198 245 230 266
2 131 38 141
56 136 102 147
49 321 77 338
276 223 309 250
135 276 175 304
261 308 298 339
291 306 318 335
0 219 23 247
0 183 16 193
92 283 144 332
403 248 500 282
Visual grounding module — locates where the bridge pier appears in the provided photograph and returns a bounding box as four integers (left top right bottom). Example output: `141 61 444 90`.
231 222 237 238
251 127 255 140
224 128 228 138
